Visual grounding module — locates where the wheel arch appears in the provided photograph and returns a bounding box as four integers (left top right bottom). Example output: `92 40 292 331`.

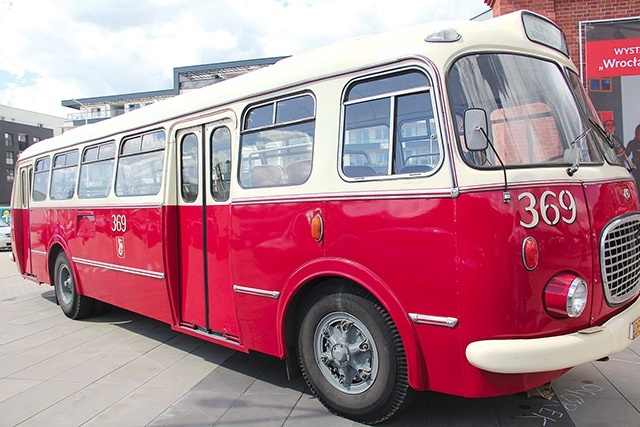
47 243 65 287
47 241 86 296
279 257 429 391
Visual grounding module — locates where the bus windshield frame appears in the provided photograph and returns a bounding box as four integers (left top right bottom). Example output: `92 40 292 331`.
449 53 623 169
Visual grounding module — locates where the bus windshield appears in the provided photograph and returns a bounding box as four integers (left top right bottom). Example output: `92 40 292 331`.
449 54 620 168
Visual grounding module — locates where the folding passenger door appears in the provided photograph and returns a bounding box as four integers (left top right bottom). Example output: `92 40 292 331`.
16 166 33 275
176 116 238 340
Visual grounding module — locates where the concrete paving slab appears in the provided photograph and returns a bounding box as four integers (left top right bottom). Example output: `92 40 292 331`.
283 394 358 427
0 379 86 426
82 386 188 427
148 389 244 427
15 382 137 427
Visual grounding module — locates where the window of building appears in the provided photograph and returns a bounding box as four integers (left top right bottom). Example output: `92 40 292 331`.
590 77 612 92
78 141 115 199
240 94 315 188
5 151 14 165
32 157 50 201
116 130 166 196
341 70 439 178
50 150 79 200
6 168 14 183
5 133 13 147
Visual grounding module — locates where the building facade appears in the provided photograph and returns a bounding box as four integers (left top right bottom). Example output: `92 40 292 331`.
0 105 65 206
61 57 287 128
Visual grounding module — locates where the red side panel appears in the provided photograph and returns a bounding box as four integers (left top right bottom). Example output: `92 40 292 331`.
114 206 171 323
454 185 593 397
230 201 325 354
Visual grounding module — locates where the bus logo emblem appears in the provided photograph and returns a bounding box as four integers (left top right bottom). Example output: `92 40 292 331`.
623 188 631 200
116 236 126 259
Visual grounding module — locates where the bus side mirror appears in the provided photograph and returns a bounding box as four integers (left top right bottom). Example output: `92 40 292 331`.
464 108 489 151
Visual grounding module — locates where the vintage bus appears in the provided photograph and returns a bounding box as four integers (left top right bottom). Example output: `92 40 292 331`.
10 10 640 424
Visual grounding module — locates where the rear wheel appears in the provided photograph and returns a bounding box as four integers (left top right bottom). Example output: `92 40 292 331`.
54 252 93 319
297 282 414 424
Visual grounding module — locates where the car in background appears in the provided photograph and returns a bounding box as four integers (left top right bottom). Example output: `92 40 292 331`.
0 217 10 251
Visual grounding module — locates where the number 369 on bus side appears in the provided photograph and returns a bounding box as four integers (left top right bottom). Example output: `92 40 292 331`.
111 214 127 233
518 190 577 229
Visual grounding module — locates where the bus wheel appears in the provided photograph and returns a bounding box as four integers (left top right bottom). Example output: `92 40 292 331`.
296 284 414 424
53 252 93 320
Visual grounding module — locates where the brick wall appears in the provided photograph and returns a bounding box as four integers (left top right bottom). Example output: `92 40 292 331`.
485 1 640 64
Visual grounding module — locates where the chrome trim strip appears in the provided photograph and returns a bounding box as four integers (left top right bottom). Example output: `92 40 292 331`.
233 285 280 299
409 313 458 328
72 257 165 280
31 249 47 257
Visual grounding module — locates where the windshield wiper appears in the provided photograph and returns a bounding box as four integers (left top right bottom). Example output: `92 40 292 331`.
566 127 592 177
587 118 635 171
588 118 614 148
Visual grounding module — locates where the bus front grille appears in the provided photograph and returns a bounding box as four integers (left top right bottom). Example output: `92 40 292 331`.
601 214 640 305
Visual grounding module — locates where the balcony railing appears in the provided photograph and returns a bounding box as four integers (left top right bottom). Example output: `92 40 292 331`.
66 109 126 122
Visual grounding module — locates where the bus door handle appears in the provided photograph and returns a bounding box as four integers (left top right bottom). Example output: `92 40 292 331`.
77 211 96 238
77 210 95 220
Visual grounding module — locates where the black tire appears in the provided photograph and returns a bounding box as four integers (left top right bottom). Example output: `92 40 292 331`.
53 252 94 319
296 281 415 424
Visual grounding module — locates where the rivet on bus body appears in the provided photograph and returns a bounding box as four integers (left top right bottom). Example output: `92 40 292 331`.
522 236 539 270
311 213 324 242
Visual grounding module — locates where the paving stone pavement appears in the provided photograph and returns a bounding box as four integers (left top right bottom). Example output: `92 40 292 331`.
0 251 639 426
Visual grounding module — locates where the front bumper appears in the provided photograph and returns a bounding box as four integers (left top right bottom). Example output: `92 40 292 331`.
466 296 640 374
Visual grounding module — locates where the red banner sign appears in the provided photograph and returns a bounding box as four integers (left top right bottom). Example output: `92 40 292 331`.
586 37 640 78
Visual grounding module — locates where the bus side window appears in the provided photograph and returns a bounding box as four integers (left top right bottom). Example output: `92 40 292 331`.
78 141 115 199
50 150 78 200
342 70 439 178
180 133 199 203
116 130 166 197
211 126 231 202
32 156 50 202
240 94 315 188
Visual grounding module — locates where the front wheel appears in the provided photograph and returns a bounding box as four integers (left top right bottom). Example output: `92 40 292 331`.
296 283 415 424
53 252 93 319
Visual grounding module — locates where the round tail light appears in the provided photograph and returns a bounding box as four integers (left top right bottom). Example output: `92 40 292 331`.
544 274 588 318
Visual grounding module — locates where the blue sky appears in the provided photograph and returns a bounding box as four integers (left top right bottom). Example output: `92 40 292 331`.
0 0 488 117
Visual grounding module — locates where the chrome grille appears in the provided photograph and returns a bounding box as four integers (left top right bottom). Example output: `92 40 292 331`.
600 214 640 305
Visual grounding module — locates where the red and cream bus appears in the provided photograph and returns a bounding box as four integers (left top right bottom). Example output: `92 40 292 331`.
10 10 640 424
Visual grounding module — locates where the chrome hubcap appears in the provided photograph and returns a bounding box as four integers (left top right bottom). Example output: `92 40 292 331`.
314 312 378 394
58 265 73 305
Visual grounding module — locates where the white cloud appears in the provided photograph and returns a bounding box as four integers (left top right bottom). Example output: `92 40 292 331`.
0 0 488 117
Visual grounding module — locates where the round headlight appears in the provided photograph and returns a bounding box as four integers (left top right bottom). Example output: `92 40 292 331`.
566 278 588 318
544 274 588 318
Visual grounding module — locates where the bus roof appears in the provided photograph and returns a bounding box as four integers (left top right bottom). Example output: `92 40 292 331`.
19 10 571 162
